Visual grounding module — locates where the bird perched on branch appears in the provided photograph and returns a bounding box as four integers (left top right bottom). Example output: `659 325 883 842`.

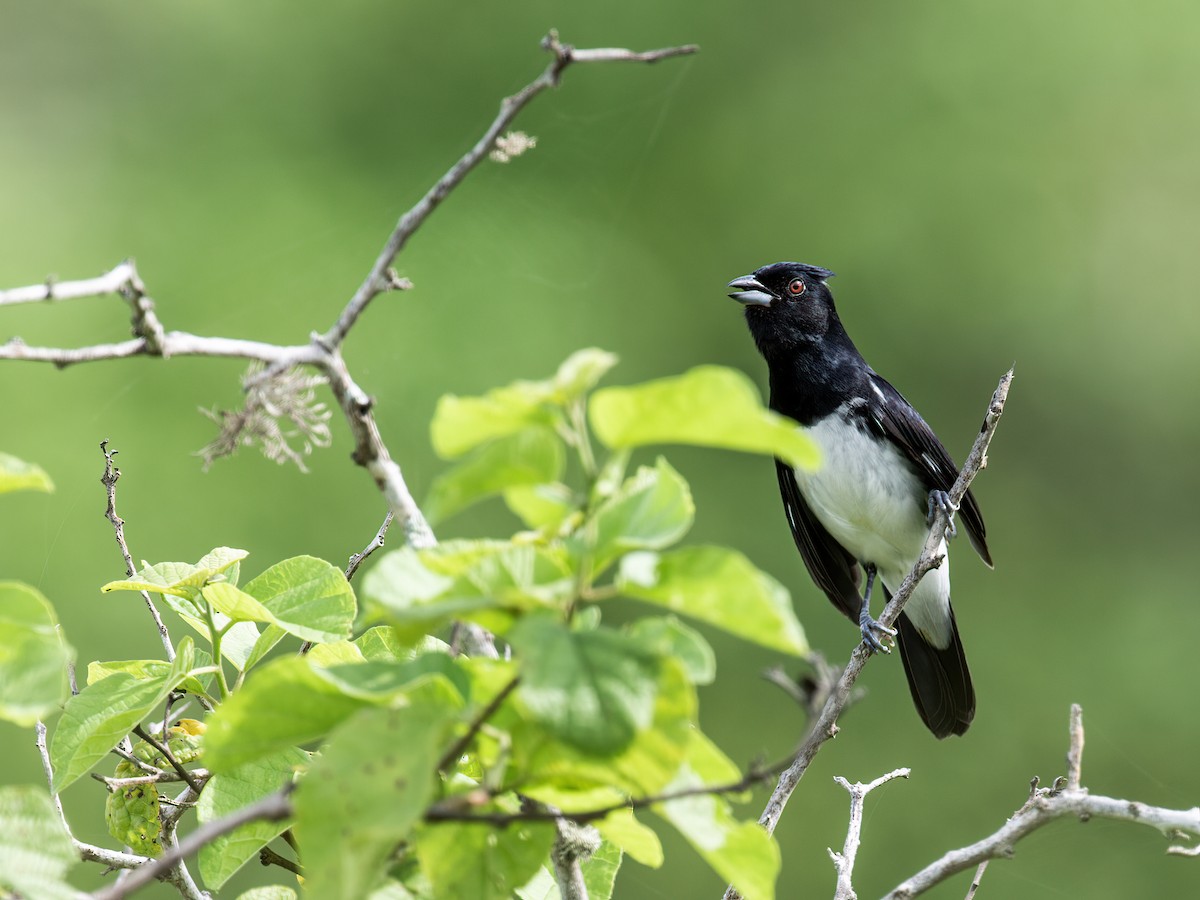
727 261 992 737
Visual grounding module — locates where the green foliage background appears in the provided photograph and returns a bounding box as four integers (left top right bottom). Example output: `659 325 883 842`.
2 1 1198 897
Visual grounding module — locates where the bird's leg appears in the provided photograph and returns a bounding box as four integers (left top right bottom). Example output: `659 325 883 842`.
858 563 896 654
927 489 958 540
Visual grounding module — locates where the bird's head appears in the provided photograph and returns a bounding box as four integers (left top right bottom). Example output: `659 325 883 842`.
727 261 839 351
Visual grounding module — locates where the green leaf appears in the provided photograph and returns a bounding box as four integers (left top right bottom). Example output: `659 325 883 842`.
353 626 407 661
50 637 195 792
363 543 572 637
515 657 695 797
552 348 619 401
521 785 662 869
425 428 565 525
416 820 556 900
504 482 577 531
201 582 275 624
237 888 298 900
510 617 660 756
652 732 780 900
202 656 367 772
586 457 693 571
243 556 356 644
431 383 558 460
0 452 54 494
242 623 289 673
198 748 308 889
87 654 212 697
296 703 457 900
101 547 249 598
618 547 807 656
0 582 73 726
626 616 716 686
0 786 76 900
589 366 819 469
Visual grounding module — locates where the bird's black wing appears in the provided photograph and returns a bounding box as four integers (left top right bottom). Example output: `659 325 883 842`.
866 372 992 566
774 458 863 623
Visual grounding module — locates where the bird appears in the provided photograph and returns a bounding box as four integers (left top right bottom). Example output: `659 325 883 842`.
726 261 992 738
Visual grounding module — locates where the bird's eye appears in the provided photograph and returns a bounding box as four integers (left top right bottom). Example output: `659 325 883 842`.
787 279 806 296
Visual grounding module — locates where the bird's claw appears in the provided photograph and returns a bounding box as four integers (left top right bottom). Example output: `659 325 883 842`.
926 489 958 539
859 612 897 654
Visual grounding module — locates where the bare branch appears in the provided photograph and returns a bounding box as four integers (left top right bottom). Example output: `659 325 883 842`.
829 769 911 900
130 725 203 794
885 707 1200 898
90 786 295 900
320 31 698 349
963 860 989 899
1066 701 1084 791
345 510 394 581
100 441 175 660
436 676 520 773
723 369 1014 900
0 261 138 307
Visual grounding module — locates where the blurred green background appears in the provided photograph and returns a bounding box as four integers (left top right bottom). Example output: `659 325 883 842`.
3 1 1198 897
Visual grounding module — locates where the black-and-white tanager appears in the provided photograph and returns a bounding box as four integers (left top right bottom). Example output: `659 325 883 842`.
728 261 992 738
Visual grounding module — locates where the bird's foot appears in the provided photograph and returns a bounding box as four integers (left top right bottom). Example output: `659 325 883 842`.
926 489 958 539
859 609 897 654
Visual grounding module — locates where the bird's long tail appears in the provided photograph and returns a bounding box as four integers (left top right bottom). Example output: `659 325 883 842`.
895 607 975 738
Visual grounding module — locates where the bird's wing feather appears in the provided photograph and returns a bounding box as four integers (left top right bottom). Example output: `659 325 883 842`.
867 373 992 566
774 458 863 623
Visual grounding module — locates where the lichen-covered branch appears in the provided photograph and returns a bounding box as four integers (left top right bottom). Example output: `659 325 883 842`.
885 705 1200 898
829 768 911 900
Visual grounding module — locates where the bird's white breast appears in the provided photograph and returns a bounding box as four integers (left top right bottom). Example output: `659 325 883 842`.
793 404 953 644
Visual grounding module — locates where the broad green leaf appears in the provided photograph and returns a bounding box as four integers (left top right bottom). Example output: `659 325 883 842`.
0 582 73 726
353 625 406 661
305 640 365 666
101 547 248 597
589 366 819 469
160 596 262 671
243 556 356 644
363 543 572 636
586 457 693 571
0 452 54 494
0 786 76 900
626 616 716 686
504 482 577 531
652 732 780 900
510 617 660 755
316 657 470 705
238 888 298 900
198 748 308 889
242 623 289 673
425 428 565 525
87 652 212 697
431 382 558 459
520 785 662 869
50 637 195 791
618 547 807 656
552 347 619 401
203 656 368 772
297 703 457 900
201 582 275 624
415 820 556 900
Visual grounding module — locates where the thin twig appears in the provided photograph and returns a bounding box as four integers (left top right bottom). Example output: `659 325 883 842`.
1065 702 1084 791
723 369 1014 900
964 860 989 899
131 725 203 794
0 260 138 307
346 510 394 581
884 707 1200 898
436 676 521 773
100 441 175 661
319 30 698 349
259 844 304 876
90 786 295 900
829 768 911 900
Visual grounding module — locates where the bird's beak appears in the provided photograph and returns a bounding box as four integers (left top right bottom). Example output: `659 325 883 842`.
727 275 776 307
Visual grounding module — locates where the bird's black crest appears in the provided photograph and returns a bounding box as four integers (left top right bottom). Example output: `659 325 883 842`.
757 261 835 282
